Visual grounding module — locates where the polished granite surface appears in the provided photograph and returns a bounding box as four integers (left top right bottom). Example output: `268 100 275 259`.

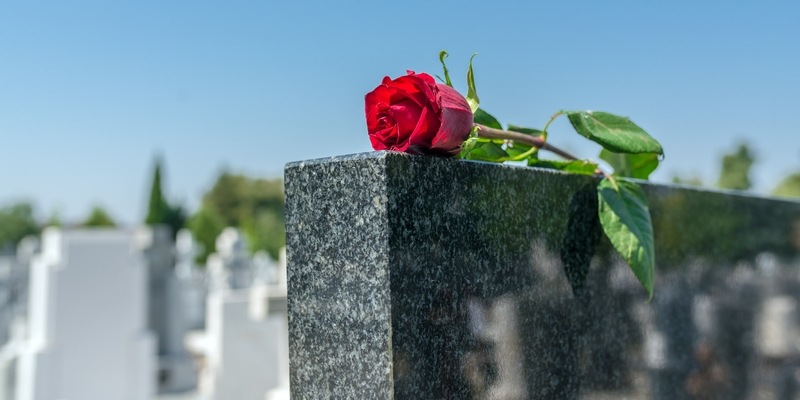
285 151 800 399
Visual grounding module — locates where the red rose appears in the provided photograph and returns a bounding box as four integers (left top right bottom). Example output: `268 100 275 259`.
365 71 473 156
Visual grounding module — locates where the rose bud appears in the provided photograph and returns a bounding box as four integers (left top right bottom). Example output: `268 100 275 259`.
365 71 473 157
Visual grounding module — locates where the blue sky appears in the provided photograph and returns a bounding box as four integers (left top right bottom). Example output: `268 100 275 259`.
1 1 799 223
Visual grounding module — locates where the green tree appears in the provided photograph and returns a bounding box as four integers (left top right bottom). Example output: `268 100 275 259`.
189 171 284 262
145 156 169 224
144 156 187 237
45 210 62 227
671 175 703 187
717 143 755 190
203 172 250 226
772 173 800 198
242 209 285 260
163 205 187 236
0 202 39 253
188 205 225 263
83 206 116 227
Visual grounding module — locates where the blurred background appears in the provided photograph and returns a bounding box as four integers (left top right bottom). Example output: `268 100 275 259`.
0 1 799 399
2 1 800 231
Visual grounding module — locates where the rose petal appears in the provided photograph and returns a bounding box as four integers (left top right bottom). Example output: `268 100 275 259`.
430 84 473 155
388 74 439 114
366 103 391 132
430 106 473 155
436 84 471 113
410 71 436 85
407 105 442 148
389 98 423 144
369 125 396 150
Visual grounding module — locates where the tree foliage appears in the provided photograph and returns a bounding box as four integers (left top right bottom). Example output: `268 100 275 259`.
188 204 225 264
671 175 703 187
144 156 187 237
45 210 62 227
772 173 800 199
83 205 116 227
189 172 284 262
145 157 168 224
0 202 39 253
717 143 755 190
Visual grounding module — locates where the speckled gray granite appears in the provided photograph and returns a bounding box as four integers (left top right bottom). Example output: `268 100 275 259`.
285 151 800 400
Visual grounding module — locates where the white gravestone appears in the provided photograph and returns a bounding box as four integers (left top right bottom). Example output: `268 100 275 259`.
0 236 38 399
192 230 289 400
757 295 800 359
215 228 252 290
14 228 155 400
139 226 198 394
253 248 289 400
175 229 207 332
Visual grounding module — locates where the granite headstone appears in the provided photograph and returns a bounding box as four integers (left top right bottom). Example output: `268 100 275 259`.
285 152 800 399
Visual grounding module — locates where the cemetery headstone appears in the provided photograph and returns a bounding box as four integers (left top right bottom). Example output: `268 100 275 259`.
175 229 207 331
215 228 252 290
194 230 289 400
138 226 198 393
14 228 155 400
285 152 800 399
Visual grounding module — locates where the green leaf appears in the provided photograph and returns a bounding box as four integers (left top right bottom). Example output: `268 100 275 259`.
473 108 502 130
597 178 655 298
463 142 508 162
458 136 479 159
566 111 663 155
504 125 543 159
528 159 598 176
506 143 533 159
599 149 660 180
475 138 505 145
438 51 453 87
507 124 543 137
466 53 479 113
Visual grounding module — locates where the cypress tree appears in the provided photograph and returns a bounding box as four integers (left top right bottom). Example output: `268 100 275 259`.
145 156 187 237
717 143 755 191
145 157 169 224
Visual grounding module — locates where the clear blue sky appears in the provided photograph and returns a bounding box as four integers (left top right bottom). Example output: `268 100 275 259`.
1 1 799 224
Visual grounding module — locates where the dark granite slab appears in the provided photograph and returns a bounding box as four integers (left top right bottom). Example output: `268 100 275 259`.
285 151 800 399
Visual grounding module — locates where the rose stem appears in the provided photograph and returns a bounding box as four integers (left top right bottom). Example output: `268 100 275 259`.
473 124 579 161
